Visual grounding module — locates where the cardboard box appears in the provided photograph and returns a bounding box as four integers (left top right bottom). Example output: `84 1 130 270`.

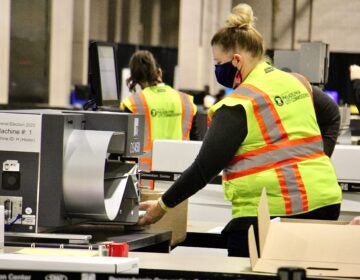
248 189 360 278
140 189 188 246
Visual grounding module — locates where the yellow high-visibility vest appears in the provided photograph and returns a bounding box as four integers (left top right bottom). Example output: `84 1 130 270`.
121 84 197 172
208 62 342 218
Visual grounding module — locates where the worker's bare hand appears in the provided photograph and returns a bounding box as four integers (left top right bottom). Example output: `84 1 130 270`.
349 216 360 225
137 199 166 226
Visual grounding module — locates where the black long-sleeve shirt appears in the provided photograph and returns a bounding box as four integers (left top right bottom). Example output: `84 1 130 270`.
162 86 341 208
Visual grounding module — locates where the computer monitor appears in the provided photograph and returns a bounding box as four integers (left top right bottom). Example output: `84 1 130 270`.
88 41 119 107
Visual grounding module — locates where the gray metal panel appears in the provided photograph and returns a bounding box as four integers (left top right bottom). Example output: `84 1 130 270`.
273 42 329 85
331 145 360 183
273 50 300 73
38 113 85 230
300 42 329 84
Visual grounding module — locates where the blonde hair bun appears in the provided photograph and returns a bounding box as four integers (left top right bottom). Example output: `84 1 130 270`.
225 3 255 29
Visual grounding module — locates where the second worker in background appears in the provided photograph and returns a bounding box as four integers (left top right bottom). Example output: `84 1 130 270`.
120 50 200 188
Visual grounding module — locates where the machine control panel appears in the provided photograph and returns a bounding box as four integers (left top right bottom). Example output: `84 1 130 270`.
2 160 21 190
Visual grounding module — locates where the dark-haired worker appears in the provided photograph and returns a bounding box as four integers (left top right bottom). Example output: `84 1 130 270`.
120 50 200 189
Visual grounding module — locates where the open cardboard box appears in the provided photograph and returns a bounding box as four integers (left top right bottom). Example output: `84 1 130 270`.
248 189 360 278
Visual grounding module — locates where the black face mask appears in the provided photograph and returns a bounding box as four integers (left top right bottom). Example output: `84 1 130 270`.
214 61 238 88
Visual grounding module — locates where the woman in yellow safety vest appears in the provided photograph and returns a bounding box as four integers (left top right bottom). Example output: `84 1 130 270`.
120 50 200 189
137 4 342 257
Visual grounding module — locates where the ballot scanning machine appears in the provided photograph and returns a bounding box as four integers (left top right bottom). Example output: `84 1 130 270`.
0 109 144 241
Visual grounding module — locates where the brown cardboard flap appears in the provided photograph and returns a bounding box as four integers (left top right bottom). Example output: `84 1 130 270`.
248 225 258 269
258 189 270 256
280 217 348 225
249 188 360 278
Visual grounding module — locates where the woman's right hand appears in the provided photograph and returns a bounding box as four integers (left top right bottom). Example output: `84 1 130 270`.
137 199 166 226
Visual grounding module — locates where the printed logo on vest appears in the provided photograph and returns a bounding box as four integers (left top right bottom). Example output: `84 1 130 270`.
150 109 181 117
264 66 274 73
274 96 284 106
274 90 309 106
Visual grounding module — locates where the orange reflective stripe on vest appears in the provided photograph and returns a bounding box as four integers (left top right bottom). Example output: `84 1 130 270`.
179 93 195 139
227 135 323 169
130 94 152 172
139 152 152 171
224 135 324 214
131 93 152 150
229 84 289 144
276 164 309 214
128 97 139 114
290 72 313 97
